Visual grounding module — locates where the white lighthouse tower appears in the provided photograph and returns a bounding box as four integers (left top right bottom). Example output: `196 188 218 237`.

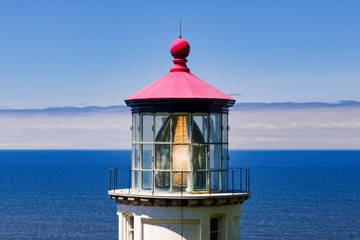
109 37 250 240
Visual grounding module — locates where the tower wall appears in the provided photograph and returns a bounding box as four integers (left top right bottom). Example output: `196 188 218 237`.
117 203 243 240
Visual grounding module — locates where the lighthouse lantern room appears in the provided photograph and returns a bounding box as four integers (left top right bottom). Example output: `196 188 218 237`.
109 37 250 240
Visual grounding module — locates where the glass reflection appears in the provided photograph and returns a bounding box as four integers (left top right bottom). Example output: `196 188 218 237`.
132 114 139 142
172 115 190 143
172 116 190 190
132 171 138 190
222 144 228 192
154 116 171 168
132 144 139 169
211 171 220 192
155 171 170 191
193 115 207 143
193 145 207 170
141 114 152 142
133 112 228 193
222 114 228 143
210 144 221 170
222 144 228 170
210 113 221 143
141 144 152 169
142 171 152 190
155 115 171 142
155 145 170 169
193 145 207 190
154 116 171 190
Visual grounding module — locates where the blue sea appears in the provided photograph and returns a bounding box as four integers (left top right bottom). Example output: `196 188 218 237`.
0 150 359 239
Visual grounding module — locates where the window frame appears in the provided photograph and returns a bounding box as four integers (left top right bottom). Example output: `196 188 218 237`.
131 112 229 193
122 212 135 240
210 214 225 240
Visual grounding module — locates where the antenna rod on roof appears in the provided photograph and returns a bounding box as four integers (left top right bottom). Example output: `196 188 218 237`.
179 18 182 38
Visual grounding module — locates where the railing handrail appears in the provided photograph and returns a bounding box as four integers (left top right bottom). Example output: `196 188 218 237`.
109 168 250 194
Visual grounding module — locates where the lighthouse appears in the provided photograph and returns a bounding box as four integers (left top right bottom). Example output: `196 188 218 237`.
109 37 250 240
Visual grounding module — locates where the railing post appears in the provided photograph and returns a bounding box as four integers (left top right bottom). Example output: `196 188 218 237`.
232 170 234 194
181 171 183 197
152 170 154 195
245 169 248 193
128 169 131 194
248 168 251 192
114 168 117 191
240 168 242 192
227 169 229 193
209 170 212 196
109 169 112 191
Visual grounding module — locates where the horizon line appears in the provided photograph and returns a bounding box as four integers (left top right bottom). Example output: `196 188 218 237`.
1 100 360 111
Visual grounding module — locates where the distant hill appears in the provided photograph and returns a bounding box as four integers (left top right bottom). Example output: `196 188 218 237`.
0 105 129 115
1 101 359 114
232 101 360 110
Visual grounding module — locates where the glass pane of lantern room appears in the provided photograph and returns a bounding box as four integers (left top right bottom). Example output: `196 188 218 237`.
222 114 228 143
141 144 152 169
222 170 228 192
132 113 139 142
155 144 170 169
172 144 190 192
132 170 138 190
141 171 152 190
193 145 207 170
211 171 220 192
155 171 170 192
132 144 139 169
222 144 228 170
193 145 208 191
210 144 221 170
222 144 228 192
172 144 189 171
193 115 208 143
141 114 153 142
210 114 221 143
155 115 171 142
172 115 190 143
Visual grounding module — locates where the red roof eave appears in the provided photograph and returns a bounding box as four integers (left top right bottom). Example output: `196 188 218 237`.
125 72 235 102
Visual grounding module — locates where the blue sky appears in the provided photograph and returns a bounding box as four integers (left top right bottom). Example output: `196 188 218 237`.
1 0 359 109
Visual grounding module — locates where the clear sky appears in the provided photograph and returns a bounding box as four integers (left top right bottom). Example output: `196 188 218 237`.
1 0 359 109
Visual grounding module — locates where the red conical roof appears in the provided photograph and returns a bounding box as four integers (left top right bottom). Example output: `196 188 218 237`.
125 38 235 102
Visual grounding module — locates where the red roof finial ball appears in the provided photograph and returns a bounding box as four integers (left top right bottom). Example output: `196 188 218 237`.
170 38 190 59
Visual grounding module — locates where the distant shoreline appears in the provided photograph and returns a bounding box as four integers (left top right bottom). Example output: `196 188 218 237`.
1 100 360 113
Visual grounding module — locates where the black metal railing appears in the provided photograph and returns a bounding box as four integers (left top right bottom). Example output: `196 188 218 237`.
109 168 250 194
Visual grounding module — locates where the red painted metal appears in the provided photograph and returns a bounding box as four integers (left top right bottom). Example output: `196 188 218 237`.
125 38 235 101
170 38 190 58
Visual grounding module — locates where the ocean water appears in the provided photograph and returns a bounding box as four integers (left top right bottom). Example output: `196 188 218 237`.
0 150 359 239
